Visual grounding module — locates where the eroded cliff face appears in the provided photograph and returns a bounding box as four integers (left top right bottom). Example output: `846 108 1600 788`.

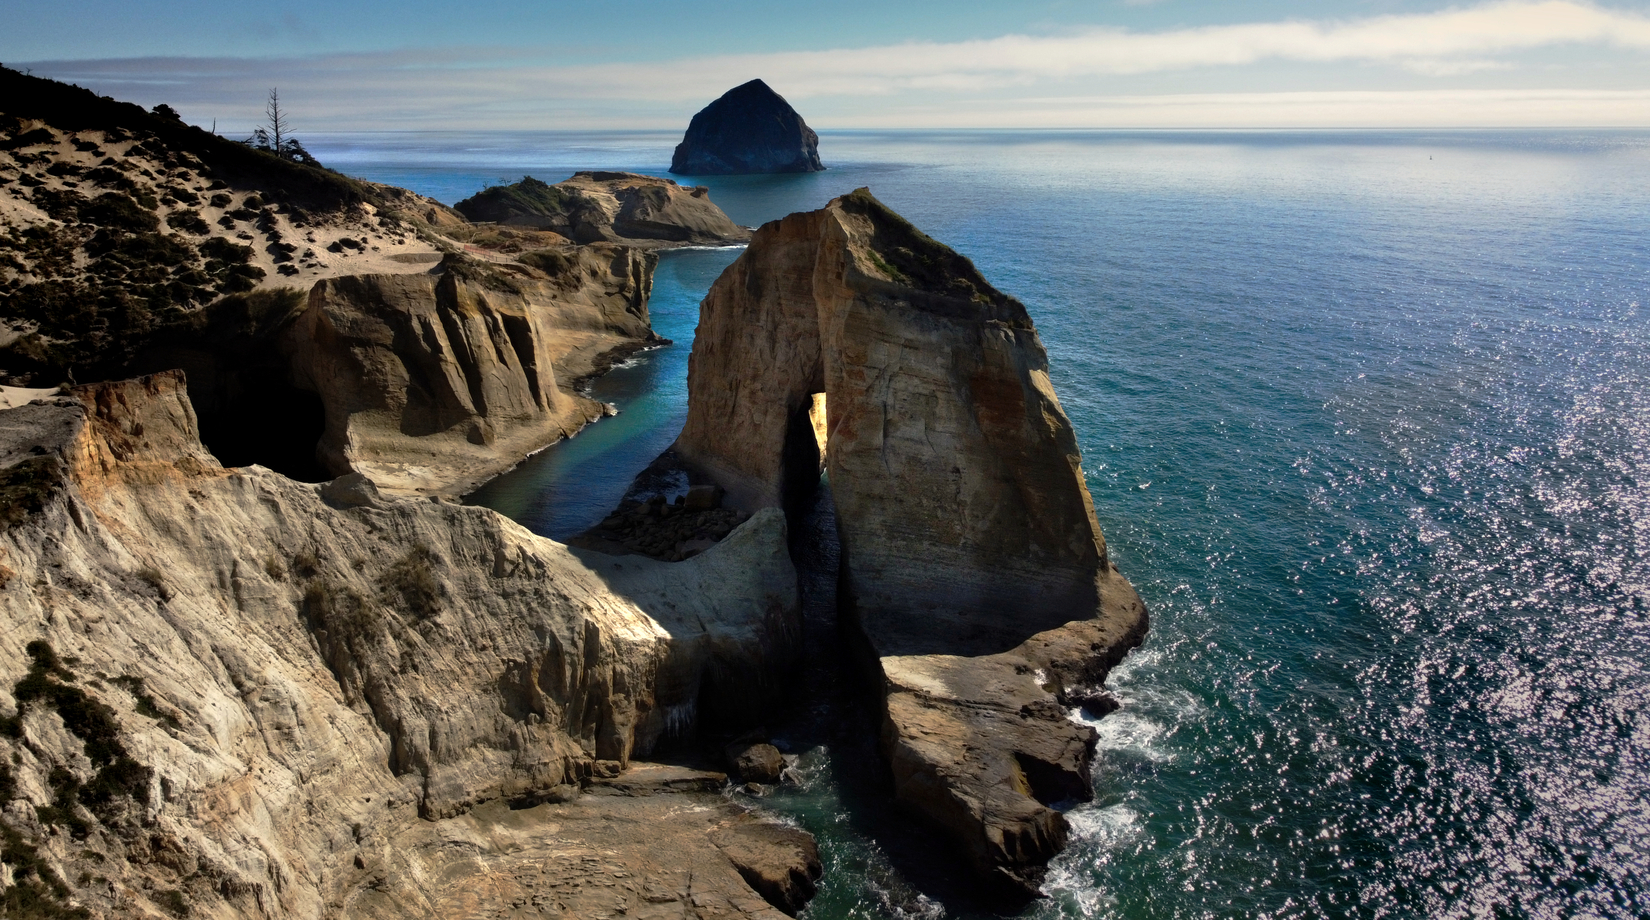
674 189 1149 894
286 247 661 496
0 371 808 917
0 76 675 498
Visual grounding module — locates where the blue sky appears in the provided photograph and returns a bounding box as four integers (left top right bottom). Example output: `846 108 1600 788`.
7 1 1649 129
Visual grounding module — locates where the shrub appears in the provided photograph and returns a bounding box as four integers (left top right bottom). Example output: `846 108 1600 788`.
302 578 374 638
381 545 445 620
164 209 208 234
520 248 575 278
79 192 158 233
0 457 64 527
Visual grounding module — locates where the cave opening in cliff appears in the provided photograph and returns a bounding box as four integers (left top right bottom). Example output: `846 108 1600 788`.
780 392 829 544
194 370 329 483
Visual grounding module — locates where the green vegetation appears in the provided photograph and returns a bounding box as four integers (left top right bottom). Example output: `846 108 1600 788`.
0 457 64 528
837 187 1026 321
110 676 182 731
453 175 602 233
302 578 374 638
381 545 446 620
0 65 409 384
155 888 190 918
11 641 153 823
438 251 522 293
0 821 88 919
518 247 576 279
0 182 266 378
164 208 209 235
0 642 150 917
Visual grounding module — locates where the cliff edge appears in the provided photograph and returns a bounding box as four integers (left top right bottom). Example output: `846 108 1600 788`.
1 70 674 497
0 371 817 917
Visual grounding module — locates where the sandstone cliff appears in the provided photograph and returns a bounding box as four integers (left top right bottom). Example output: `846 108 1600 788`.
454 172 750 248
0 66 468 385
670 80 825 176
2 70 673 499
0 371 814 918
674 189 1148 894
284 246 661 496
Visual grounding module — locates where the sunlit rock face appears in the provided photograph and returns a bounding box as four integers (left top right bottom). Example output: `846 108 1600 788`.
673 189 1149 895
670 79 825 176
0 370 805 918
286 246 659 496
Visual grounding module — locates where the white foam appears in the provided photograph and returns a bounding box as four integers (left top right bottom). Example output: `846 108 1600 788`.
1035 804 1140 917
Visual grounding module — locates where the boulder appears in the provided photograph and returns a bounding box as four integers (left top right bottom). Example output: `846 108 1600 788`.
684 482 723 511
320 470 380 507
671 79 825 176
709 821 824 916
726 741 786 784
671 189 1149 893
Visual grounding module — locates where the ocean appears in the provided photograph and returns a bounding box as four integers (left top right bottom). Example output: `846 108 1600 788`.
308 129 1650 919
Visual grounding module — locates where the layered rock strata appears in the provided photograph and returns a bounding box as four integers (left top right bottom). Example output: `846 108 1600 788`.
455 171 750 247
674 189 1149 894
0 370 812 918
670 80 825 176
285 247 661 495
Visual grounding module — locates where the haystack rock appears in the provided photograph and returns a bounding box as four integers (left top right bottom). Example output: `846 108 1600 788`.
454 172 750 247
670 79 825 176
673 189 1148 894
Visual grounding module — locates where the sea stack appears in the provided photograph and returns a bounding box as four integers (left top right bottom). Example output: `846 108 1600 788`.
672 189 1148 895
670 79 825 175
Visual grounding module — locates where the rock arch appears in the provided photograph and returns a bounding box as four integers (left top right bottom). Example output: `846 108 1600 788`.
674 190 1149 895
677 188 1113 658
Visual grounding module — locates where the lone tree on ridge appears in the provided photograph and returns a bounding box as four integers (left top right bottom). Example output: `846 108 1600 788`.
246 88 318 165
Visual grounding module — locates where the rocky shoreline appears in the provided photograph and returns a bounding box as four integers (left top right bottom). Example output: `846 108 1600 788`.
0 68 1147 918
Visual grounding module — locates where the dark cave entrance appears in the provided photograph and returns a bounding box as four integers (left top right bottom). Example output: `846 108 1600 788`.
194 369 328 482
780 393 828 550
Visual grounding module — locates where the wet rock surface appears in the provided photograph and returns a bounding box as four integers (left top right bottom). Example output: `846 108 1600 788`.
571 491 750 562
725 741 786 785
709 820 822 916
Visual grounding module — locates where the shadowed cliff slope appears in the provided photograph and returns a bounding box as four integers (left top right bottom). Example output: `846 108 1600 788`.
670 80 825 176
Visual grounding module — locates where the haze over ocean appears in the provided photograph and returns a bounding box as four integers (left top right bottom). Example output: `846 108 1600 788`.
313 129 1650 918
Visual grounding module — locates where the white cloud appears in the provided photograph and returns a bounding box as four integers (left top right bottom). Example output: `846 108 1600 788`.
537 1 1650 96
25 1 1650 128
873 89 1650 128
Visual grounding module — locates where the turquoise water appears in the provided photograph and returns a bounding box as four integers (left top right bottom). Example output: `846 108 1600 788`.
311 130 1650 918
